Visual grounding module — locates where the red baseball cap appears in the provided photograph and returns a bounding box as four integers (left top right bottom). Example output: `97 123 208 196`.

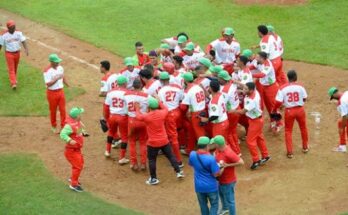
6 20 16 28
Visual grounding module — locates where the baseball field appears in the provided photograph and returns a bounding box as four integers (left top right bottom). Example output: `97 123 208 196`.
0 0 348 214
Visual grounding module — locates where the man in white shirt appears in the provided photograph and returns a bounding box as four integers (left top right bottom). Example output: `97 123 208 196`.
43 54 68 134
0 20 29 89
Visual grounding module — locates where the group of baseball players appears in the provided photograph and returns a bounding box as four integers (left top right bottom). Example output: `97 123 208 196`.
2 19 348 214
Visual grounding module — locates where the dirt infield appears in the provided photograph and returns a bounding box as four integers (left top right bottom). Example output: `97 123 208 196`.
0 9 347 215
234 0 307 5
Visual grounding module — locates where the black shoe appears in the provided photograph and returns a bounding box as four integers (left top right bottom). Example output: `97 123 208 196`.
250 161 260 170
69 185 83 192
260 156 271 165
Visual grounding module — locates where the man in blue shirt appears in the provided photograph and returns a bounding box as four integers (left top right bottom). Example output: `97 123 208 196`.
189 136 223 215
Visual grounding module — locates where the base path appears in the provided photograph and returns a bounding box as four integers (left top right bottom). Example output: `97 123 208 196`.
0 9 347 215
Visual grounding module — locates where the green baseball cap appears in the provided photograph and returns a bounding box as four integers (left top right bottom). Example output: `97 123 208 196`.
197 136 210 145
223 27 234 36
49 54 62 63
69 107 84 119
184 42 195 51
209 65 223 74
328 87 338 100
182 72 194 82
198 57 212 68
124 57 134 66
148 96 159 109
117 75 128 85
178 35 188 44
212 135 225 146
242 49 253 58
218 70 231 81
267 25 275 33
159 71 170 80
160 43 170 49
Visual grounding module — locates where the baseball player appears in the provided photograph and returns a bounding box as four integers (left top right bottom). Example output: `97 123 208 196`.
60 107 88 192
217 70 241 155
172 55 187 74
162 62 184 88
273 70 309 158
121 57 141 89
99 60 112 97
124 79 148 170
135 96 184 185
253 25 287 86
104 75 129 164
235 56 253 85
173 35 201 55
0 20 29 89
328 87 348 153
133 41 150 66
199 80 230 145
179 42 205 71
161 32 189 51
43 54 68 134
267 25 284 58
180 72 207 154
206 27 240 74
158 72 184 167
194 65 212 94
251 51 283 132
230 82 270 170
158 43 173 63
139 69 162 96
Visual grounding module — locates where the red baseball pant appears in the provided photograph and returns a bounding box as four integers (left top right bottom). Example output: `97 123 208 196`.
179 116 196 154
65 148 84 187
271 57 287 87
260 83 279 115
107 114 128 158
46 89 66 128
212 120 229 142
246 117 269 162
284 106 309 154
223 63 234 75
191 112 207 138
338 119 348 145
5 51 20 85
228 112 241 154
165 108 182 163
128 118 147 165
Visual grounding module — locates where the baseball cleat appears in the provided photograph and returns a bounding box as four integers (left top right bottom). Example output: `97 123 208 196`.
69 185 83 192
11 84 17 90
146 177 160 185
118 158 130 165
287 154 294 159
130 164 139 171
104 151 111 158
302 148 309 153
260 156 271 165
332 145 347 153
180 149 189 156
111 139 121 148
250 161 260 170
176 170 185 179
68 178 81 186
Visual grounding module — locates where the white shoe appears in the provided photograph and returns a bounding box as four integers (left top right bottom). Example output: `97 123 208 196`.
332 145 347 153
218 210 229 215
112 139 121 149
146 177 160 185
104 151 111 158
176 170 185 179
118 158 130 165
180 149 188 156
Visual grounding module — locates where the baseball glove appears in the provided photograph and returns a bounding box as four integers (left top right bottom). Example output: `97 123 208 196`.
198 111 208 127
100 118 108 132
270 112 282 121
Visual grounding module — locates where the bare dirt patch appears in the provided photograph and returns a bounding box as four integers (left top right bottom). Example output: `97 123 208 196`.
0 9 347 215
234 0 307 6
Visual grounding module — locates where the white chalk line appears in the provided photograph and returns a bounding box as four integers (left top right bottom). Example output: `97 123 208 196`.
1 26 99 70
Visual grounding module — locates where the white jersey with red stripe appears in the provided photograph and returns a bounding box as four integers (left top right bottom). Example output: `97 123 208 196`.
276 83 307 108
209 92 228 123
236 67 253 84
194 77 211 92
124 90 149 118
0 30 26 52
273 33 284 56
158 84 184 111
247 58 259 74
163 36 178 50
121 67 141 89
105 87 128 115
220 81 239 111
259 34 281 60
106 73 120 91
209 38 240 64
181 51 205 71
182 83 206 112
143 79 162 96
43 65 64 90
160 54 173 64
244 90 262 119
337 91 348 117
255 59 276 86
169 72 184 88
100 72 112 93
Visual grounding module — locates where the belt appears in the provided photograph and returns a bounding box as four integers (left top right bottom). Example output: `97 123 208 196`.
286 106 303 109
47 88 63 92
6 50 20 53
110 113 127 116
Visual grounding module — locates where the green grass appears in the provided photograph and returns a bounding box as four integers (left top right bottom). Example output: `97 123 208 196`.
0 153 141 215
0 53 85 116
0 0 347 68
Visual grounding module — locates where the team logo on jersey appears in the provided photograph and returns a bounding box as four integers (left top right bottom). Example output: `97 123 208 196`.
212 106 217 111
261 45 266 49
243 75 247 80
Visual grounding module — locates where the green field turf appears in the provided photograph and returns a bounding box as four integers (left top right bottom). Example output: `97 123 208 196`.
0 153 141 215
0 0 347 69
0 53 84 116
